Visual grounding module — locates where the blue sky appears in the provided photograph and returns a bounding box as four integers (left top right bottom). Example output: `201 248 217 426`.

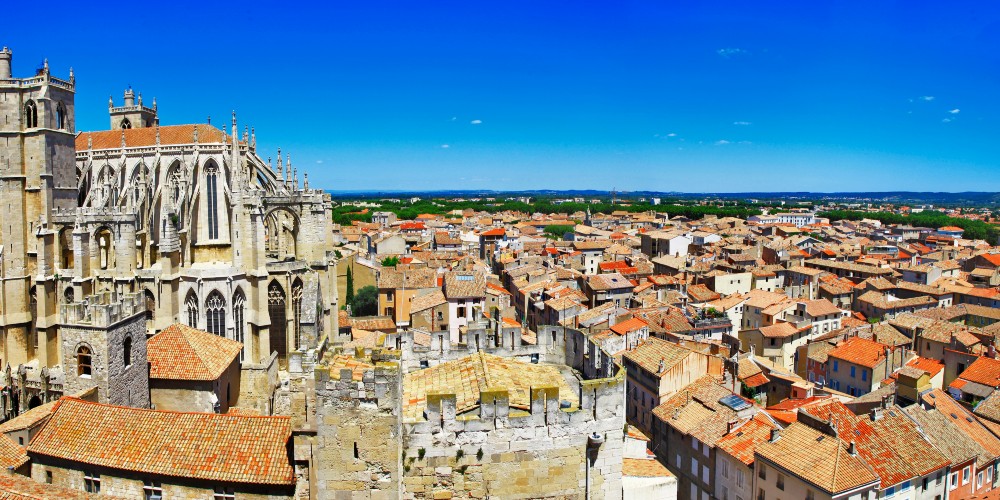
6 1 1000 192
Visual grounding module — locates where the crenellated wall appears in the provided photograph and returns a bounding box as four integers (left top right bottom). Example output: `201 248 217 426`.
313 325 626 499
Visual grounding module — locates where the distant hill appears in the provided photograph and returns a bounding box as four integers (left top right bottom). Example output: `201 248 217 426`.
327 190 1000 206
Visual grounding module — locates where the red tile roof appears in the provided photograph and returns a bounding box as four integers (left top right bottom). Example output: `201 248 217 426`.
715 415 776 465
147 324 243 381
480 228 505 237
27 397 295 485
76 124 229 150
610 317 648 336
957 356 1000 389
827 337 889 369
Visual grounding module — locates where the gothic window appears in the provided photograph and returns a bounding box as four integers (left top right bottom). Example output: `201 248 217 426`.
233 289 246 362
206 291 226 336
120 118 132 129
77 346 92 377
23 100 37 128
56 102 66 129
185 291 199 328
292 279 303 350
206 163 219 239
123 336 132 368
268 281 287 362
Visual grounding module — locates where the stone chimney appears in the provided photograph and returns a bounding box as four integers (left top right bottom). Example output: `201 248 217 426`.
848 441 857 456
658 357 665 374
769 428 780 443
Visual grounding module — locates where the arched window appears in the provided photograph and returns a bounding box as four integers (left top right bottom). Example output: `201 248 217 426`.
123 336 132 368
185 291 198 328
56 102 66 129
24 100 37 128
233 289 246 362
268 281 287 362
64 287 75 303
205 162 220 239
77 346 92 377
206 291 226 336
120 118 131 129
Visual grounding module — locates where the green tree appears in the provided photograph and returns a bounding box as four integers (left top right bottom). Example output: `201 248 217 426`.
381 256 401 267
345 266 355 305
350 285 378 317
543 224 575 240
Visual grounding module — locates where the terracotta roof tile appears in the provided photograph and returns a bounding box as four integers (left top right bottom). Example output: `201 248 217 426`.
827 337 889 369
27 397 294 485
76 124 228 150
623 337 692 376
622 458 674 478
755 422 879 494
147 323 243 381
715 415 776 465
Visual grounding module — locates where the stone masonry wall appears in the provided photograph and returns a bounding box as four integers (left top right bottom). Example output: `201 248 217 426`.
313 358 402 500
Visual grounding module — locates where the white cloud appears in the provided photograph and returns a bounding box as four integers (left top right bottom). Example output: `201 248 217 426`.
920 96 935 101
949 108 960 114
450 116 457 121
717 48 748 58
733 121 752 126
440 144 450 148
942 118 953 123
666 133 677 137
715 140 731 145
470 119 482 125
315 160 323 164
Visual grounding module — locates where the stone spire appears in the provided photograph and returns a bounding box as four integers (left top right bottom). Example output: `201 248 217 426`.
251 127 256 149
155 123 160 145
304 172 309 190
276 148 283 177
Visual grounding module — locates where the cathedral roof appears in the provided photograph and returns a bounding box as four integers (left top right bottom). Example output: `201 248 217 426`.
76 124 230 151
147 323 243 381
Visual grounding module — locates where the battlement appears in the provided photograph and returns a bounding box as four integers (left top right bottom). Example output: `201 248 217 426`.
60 291 145 327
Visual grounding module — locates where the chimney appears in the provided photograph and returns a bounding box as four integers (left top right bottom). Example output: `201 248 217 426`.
848 441 857 456
769 428 780 443
658 358 665 374
727 419 739 433
870 407 883 421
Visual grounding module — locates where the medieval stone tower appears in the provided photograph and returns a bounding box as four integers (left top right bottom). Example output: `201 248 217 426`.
0 47 77 371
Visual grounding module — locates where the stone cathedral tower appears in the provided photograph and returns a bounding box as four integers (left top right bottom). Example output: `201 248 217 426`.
0 47 77 370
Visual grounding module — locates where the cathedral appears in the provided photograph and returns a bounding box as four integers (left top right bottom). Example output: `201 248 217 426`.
0 46 336 416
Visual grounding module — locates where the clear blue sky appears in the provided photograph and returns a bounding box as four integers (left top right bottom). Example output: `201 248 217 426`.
6 1 1000 192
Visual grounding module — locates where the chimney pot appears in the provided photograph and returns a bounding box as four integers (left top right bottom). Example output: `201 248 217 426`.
769 428 780 442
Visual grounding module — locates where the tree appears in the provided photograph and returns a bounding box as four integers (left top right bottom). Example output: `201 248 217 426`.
350 285 378 317
345 266 355 305
381 256 401 267
543 224 575 240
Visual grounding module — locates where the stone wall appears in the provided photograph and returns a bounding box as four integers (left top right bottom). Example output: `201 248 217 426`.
60 311 149 408
31 461 294 499
313 357 402 500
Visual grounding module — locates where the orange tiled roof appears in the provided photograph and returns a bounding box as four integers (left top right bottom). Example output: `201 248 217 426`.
622 458 674 478
480 228 505 237
147 323 243 381
0 435 27 470
827 337 888 369
957 356 1000 389
610 317 648 336
27 397 295 485
715 415 776 465
76 124 228 150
